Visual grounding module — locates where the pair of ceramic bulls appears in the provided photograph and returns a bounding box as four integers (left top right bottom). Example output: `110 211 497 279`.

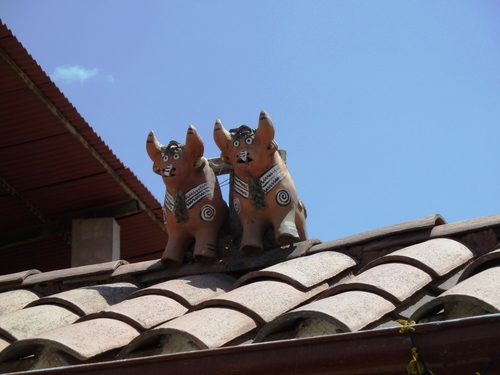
147 110 308 265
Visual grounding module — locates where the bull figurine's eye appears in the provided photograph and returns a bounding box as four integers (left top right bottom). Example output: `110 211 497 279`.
233 140 240 147
245 137 253 145
162 155 169 162
173 153 180 160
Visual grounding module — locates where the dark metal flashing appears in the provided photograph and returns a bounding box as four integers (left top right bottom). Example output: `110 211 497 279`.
7 313 500 375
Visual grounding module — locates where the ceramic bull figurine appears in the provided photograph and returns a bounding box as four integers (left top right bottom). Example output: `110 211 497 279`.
147 125 227 265
214 110 307 253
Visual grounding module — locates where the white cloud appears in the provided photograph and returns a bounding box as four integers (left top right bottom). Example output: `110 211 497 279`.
51 65 99 84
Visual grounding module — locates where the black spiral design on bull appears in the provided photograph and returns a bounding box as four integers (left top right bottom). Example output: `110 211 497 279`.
200 204 216 221
276 188 291 206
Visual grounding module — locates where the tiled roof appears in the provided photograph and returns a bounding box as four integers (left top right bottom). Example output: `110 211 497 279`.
0 214 499 374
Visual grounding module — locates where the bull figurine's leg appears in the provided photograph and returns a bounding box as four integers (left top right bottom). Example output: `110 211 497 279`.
193 228 218 262
275 209 301 246
162 234 191 265
240 220 267 254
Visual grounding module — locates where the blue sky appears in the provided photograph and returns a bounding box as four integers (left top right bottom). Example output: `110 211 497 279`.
2 1 500 242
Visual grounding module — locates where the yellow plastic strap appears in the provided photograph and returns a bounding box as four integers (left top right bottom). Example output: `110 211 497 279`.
397 319 416 334
407 347 434 375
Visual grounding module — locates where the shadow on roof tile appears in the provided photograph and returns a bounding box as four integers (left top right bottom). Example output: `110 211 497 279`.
411 267 500 323
458 248 500 282
0 270 40 290
26 282 139 316
0 318 139 371
129 273 235 307
117 307 257 359
233 251 356 289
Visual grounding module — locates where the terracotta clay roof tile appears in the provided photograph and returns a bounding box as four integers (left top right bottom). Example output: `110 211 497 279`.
0 305 79 341
233 251 356 289
325 263 432 304
458 248 500 282
254 290 396 342
118 307 257 359
26 282 139 316
21 261 129 286
360 238 473 277
0 270 40 291
81 295 188 331
411 266 500 322
0 318 139 367
129 273 235 307
196 280 328 325
0 289 40 316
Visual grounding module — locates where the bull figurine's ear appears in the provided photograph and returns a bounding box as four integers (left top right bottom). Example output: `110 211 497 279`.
256 110 275 150
185 125 205 168
213 119 232 161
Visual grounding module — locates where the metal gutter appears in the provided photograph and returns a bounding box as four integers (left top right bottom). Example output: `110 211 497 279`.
12 313 500 375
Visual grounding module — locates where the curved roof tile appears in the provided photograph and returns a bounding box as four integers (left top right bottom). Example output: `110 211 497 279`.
458 248 500 282
81 294 188 330
196 280 328 325
118 307 257 358
233 251 356 289
324 263 432 304
129 273 235 307
0 305 79 341
361 239 473 277
0 318 139 369
0 289 40 316
411 267 500 322
255 290 395 342
26 282 139 316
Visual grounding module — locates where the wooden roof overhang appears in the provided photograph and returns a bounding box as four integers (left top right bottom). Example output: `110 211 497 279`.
0 22 167 273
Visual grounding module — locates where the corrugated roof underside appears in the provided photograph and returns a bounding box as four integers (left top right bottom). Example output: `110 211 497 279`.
0 22 166 273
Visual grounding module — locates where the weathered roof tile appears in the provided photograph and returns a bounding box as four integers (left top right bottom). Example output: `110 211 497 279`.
129 273 235 307
458 248 500 282
0 270 40 290
22 261 128 286
27 282 139 316
197 280 328 325
0 318 139 370
0 305 79 341
0 289 40 316
233 251 356 289
254 291 396 342
411 267 500 322
82 294 188 330
118 307 257 358
325 263 432 304
361 239 473 277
